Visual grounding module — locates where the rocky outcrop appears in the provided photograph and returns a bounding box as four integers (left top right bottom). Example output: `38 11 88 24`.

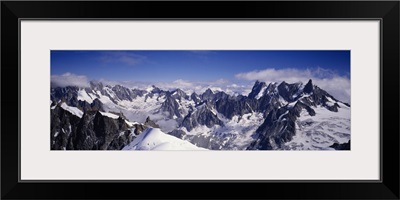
330 140 350 150
277 81 303 102
201 88 215 101
215 97 254 119
181 102 224 132
51 106 139 150
248 80 267 99
160 95 183 119
50 105 81 150
112 85 134 101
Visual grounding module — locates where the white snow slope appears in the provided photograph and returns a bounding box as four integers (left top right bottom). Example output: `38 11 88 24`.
60 102 83 118
283 102 351 150
122 128 207 150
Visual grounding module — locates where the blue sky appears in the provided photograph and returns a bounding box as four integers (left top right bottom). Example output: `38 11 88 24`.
51 50 351 103
51 50 350 82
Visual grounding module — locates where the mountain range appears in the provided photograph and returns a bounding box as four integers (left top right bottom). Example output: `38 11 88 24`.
50 79 351 150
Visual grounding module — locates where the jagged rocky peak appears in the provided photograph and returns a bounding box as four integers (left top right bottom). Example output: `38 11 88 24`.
111 85 133 101
112 84 131 93
170 88 189 100
181 101 223 131
150 85 162 93
248 81 281 100
277 81 305 102
160 94 183 118
201 88 215 101
264 82 279 95
50 86 79 104
303 79 314 94
248 80 267 99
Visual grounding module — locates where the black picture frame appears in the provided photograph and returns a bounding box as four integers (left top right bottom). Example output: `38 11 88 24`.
1 1 399 199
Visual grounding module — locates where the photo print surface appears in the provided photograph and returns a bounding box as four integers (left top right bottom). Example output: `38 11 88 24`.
50 50 351 151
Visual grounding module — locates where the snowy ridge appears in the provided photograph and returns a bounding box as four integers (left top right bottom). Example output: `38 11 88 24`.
125 120 138 127
99 111 120 119
77 89 94 103
123 128 207 150
255 84 267 99
60 102 83 118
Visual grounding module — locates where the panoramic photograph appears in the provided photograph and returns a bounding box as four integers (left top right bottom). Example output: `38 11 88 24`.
50 50 351 150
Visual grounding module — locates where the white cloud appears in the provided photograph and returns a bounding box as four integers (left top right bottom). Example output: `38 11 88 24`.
59 67 350 104
51 73 90 88
97 78 249 97
171 79 194 88
150 79 250 96
235 68 351 103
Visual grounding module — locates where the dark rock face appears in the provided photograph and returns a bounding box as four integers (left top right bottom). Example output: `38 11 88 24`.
150 85 162 94
112 85 134 101
277 81 303 102
50 106 81 150
132 124 146 135
330 140 350 150
91 112 129 150
171 88 189 100
215 97 254 119
248 101 316 150
181 102 224 132
51 86 79 107
303 79 314 94
248 80 267 99
160 95 183 119
201 88 215 101
88 99 104 112
51 106 138 150
191 92 201 104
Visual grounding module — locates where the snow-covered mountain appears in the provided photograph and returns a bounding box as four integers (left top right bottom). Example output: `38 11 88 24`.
122 128 207 150
51 79 351 150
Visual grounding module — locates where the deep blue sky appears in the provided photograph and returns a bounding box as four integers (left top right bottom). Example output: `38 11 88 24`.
51 50 350 82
